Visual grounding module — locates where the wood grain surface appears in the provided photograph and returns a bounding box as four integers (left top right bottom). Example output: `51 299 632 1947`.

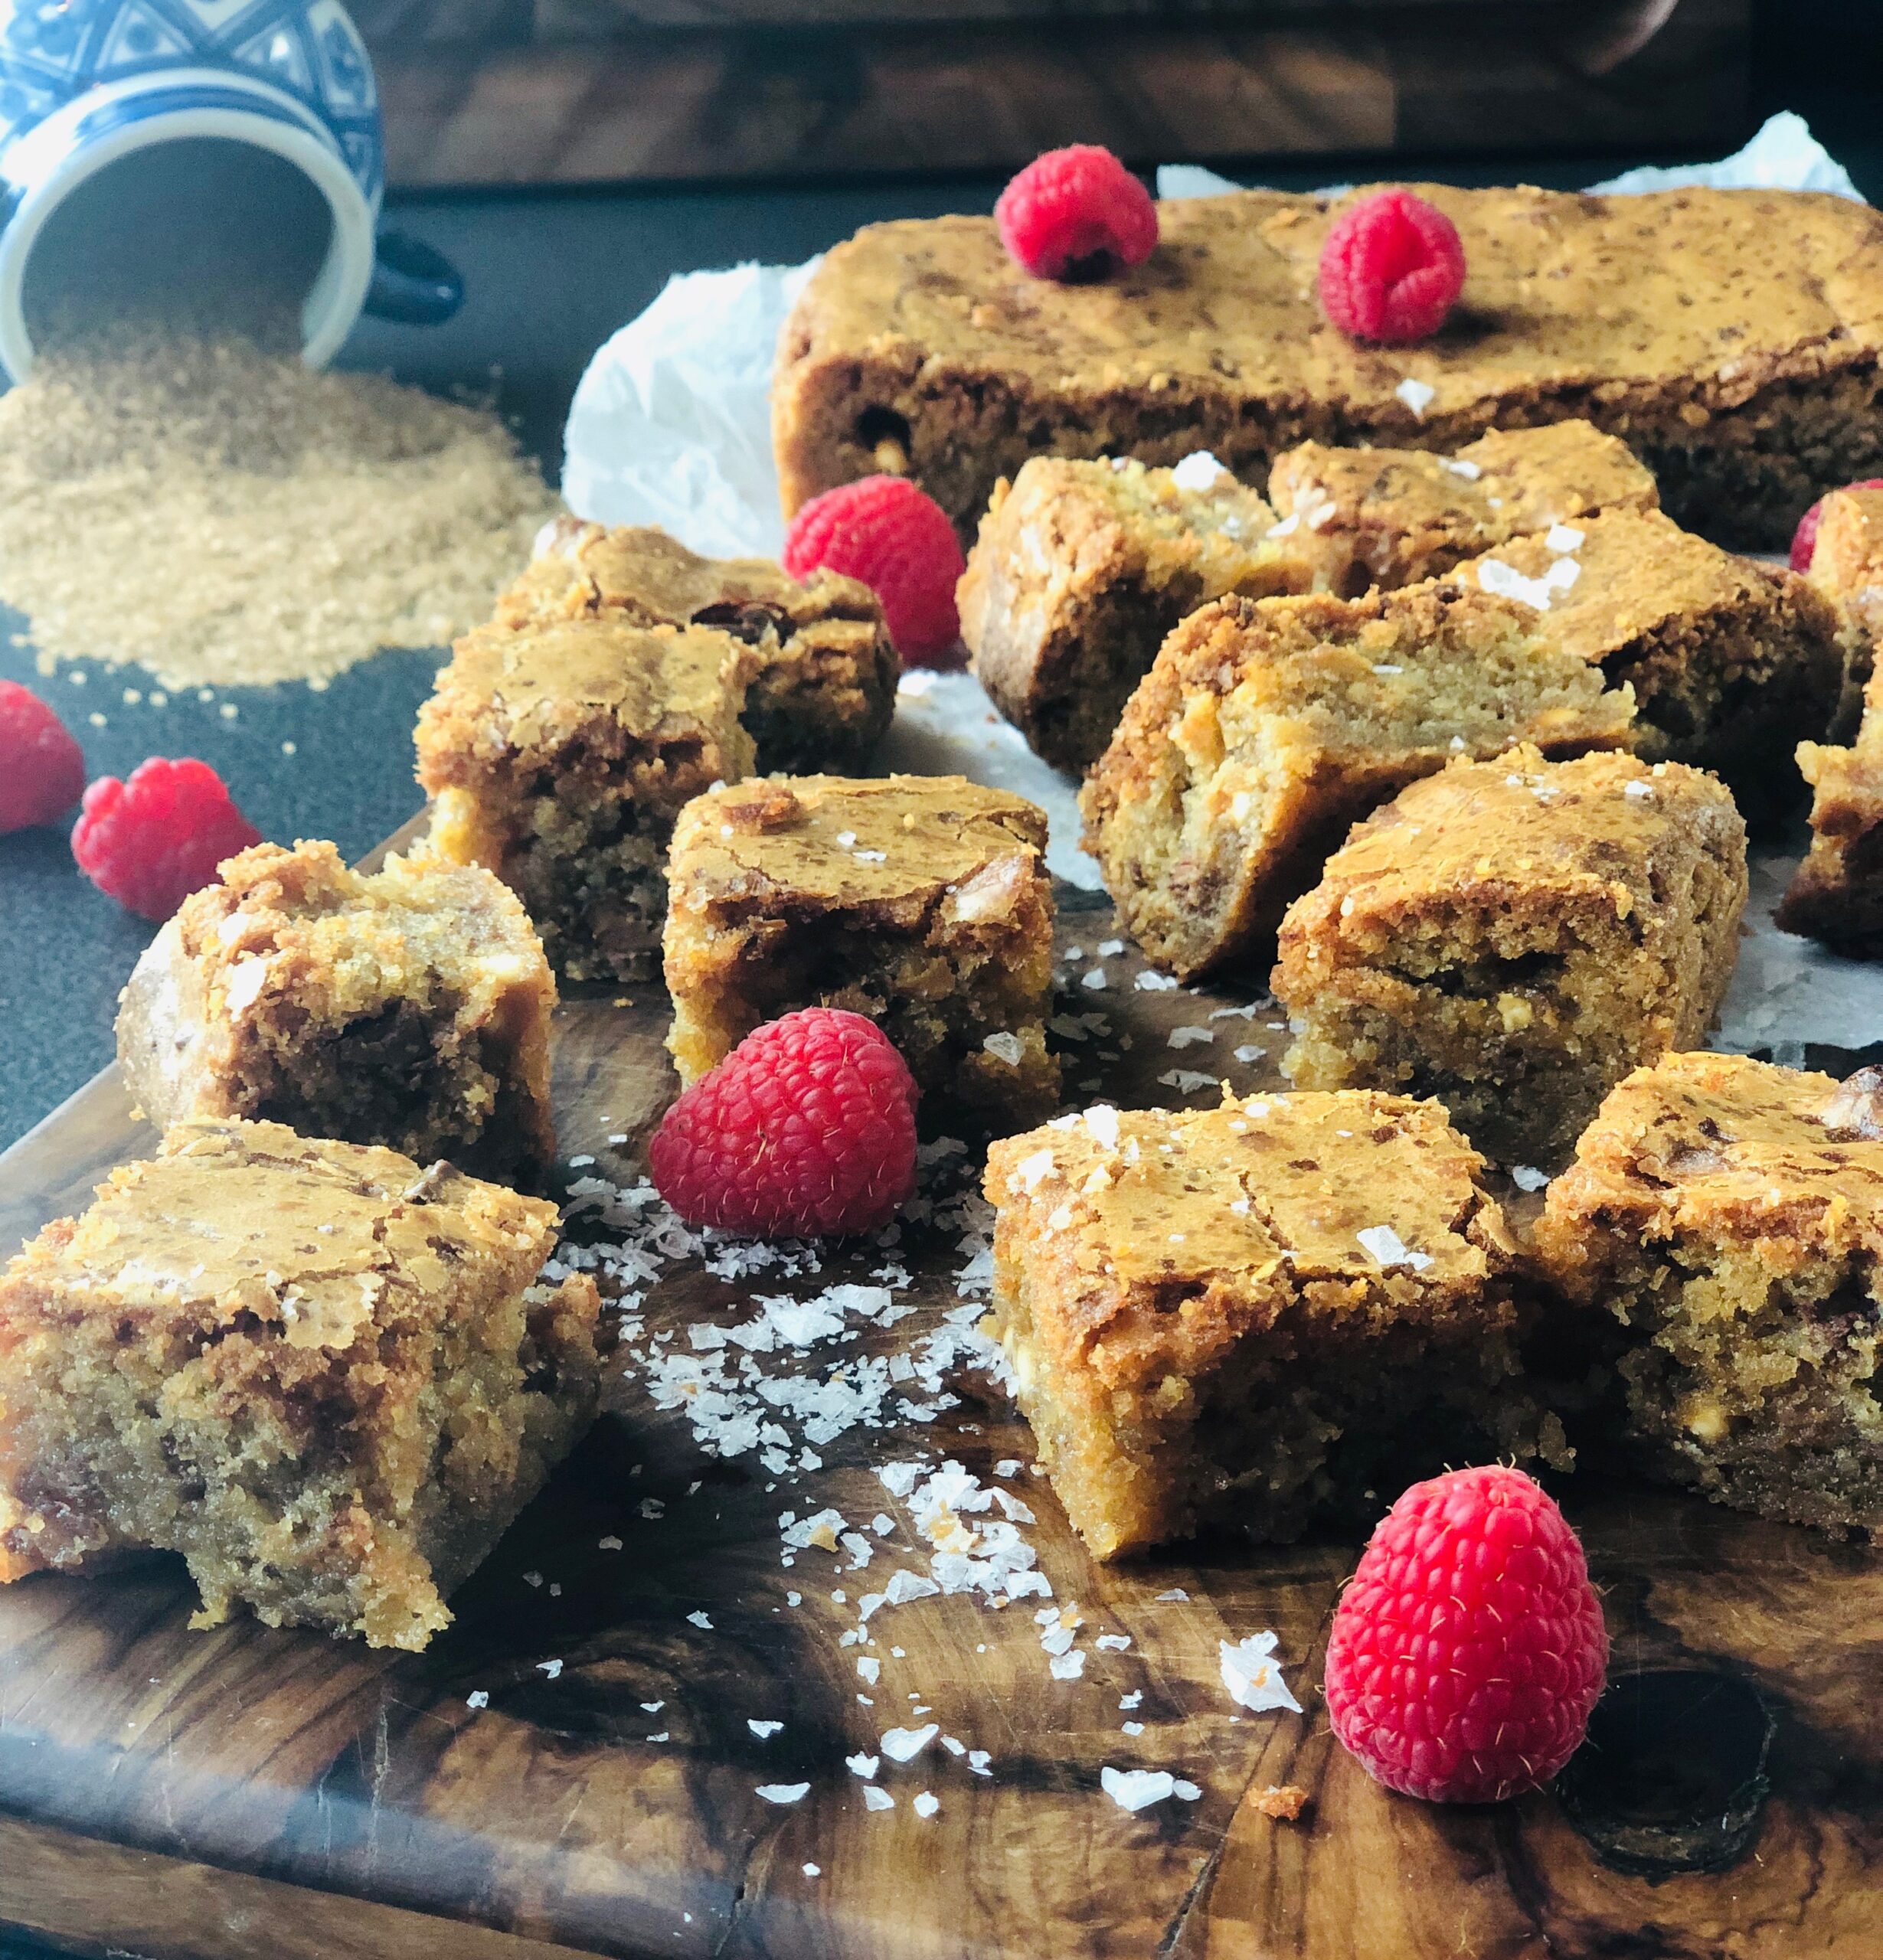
0 885 1877 1960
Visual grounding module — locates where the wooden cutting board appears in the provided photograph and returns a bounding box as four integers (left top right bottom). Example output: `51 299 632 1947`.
0 880 1878 1960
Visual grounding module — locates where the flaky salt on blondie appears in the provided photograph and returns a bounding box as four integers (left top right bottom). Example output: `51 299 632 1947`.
958 453 1317 773
417 617 755 982
1080 582 1635 980
1265 420 1659 596
1273 748 1747 1168
118 840 556 1178
0 1118 602 1648
496 518 897 773
665 774 1058 1130
1535 1053 1883 1537
984 1091 1560 1558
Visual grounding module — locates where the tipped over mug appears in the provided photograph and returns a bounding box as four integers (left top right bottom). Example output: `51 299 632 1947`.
0 0 461 380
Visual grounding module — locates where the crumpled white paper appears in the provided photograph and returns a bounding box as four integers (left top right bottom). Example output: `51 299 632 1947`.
561 111 1883 1054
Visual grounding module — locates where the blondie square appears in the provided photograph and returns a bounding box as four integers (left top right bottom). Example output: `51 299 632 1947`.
0 1118 602 1648
1452 507 1845 817
1264 420 1659 596
1274 747 1747 1168
664 774 1058 1130
774 185 1883 551
957 453 1317 773
983 1090 1556 1558
496 518 897 772
1535 1052 1883 1537
117 841 556 1179
1079 583 1636 981
416 617 755 983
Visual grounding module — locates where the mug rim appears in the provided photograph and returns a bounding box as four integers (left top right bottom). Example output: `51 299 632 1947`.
0 70 377 381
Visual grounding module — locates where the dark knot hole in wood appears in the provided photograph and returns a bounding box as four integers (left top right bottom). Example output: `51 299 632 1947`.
1555 1668 1777 1881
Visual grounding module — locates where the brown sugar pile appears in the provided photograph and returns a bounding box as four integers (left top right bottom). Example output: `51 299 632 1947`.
0 331 560 691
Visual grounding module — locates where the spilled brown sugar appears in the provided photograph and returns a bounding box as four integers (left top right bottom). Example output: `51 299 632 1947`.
0 330 559 691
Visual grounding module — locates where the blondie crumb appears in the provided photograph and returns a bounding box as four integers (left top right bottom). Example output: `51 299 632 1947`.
1251 1785 1311 1822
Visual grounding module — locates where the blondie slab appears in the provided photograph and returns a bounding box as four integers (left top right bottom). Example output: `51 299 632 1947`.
1274 749 1747 1168
1452 506 1845 816
1079 582 1636 980
0 1118 602 1647
775 185 1883 552
1264 420 1659 596
958 453 1316 773
417 617 755 983
1535 1053 1883 1537
984 1091 1558 1558
497 518 897 773
118 841 556 1178
665 774 1058 1130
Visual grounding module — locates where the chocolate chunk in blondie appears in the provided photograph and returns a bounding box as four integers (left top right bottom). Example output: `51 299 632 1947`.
1273 748 1747 1168
0 1118 602 1648
1535 1052 1883 1537
664 774 1058 1132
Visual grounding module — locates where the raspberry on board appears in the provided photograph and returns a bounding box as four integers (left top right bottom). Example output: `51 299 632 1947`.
995 144 1159 283
70 757 262 921
1323 1465 1608 1804
649 1007 919 1239
1319 188 1467 345
1790 478 1883 572
0 681 86 834
782 475 966 665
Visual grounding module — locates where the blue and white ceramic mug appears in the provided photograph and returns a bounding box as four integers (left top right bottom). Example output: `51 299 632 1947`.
0 0 461 380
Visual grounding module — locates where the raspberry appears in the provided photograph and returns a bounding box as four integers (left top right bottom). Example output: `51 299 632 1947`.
783 475 965 665
1790 478 1883 571
649 1008 918 1238
1319 188 1466 345
71 757 262 921
1323 1465 1607 1804
0 681 86 833
995 144 1159 282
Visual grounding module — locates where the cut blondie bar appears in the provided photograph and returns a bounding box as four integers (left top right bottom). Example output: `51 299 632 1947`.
1535 1052 1883 1537
664 774 1058 1130
1264 420 1659 596
1273 748 1747 1168
984 1090 1558 1558
416 617 755 983
1079 582 1636 980
497 518 897 772
957 453 1316 773
117 841 556 1178
0 1118 602 1647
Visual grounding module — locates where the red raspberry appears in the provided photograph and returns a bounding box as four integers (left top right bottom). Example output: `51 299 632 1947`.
995 144 1159 282
71 757 261 921
1319 188 1466 345
1790 478 1883 572
783 475 965 665
1323 1465 1607 1804
0 681 86 833
650 1008 918 1238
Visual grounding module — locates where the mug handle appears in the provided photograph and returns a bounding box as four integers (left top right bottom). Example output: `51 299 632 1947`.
364 230 464 326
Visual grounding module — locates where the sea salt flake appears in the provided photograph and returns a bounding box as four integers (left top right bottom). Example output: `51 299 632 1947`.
864 1785 895 1810
1134 969 1179 992
847 1752 881 1778
803 1863 821 1878
1159 1069 1217 1094
466 1691 489 1709
968 1750 992 1776
686 1610 714 1630
1356 1224 1433 1271
1080 967 1109 991
1050 1650 1087 1681
1623 779 1653 800
1544 522 1585 552
750 1720 783 1739
538 1659 564 1680
1102 1766 1176 1812
1156 1589 1188 1602
1220 1632 1303 1713
757 1782 811 1805
914 1792 940 1818
598 1535 623 1551
1097 1634 1132 1651
641 1700 665 1713
1440 456 1482 479
1394 377 1436 416
1169 1025 1214 1049
1122 1721 1145 1736
1097 938 1125 956
1174 1780 1201 1802
1266 511 1301 537
1510 1164 1551 1192
1120 1692 1143 1710
982 1031 1024 1065
881 1723 940 1762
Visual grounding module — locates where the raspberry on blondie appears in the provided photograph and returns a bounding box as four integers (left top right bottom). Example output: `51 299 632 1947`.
984 1090 1559 1558
0 1118 602 1647
1535 1053 1883 1537
1274 747 1746 1167
1079 582 1635 980
663 774 1058 1132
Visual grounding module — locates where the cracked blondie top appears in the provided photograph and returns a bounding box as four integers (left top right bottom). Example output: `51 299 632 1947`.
1535 1052 1883 1537
775 185 1883 550
1265 420 1659 594
983 1090 1558 1557
497 518 897 772
0 1118 602 1647
665 773 1058 1130
118 840 557 1178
